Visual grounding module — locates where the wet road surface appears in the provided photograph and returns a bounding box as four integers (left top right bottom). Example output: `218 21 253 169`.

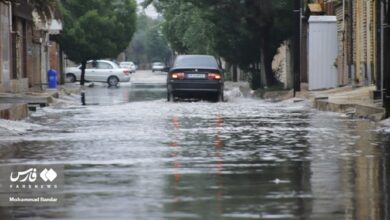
0 71 389 219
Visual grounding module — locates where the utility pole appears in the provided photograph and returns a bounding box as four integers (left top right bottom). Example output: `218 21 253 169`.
377 0 382 96
381 0 385 104
293 0 302 97
384 0 390 117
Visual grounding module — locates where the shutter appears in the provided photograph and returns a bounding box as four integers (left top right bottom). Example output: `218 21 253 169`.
368 0 375 65
336 6 344 54
353 0 357 64
362 0 367 63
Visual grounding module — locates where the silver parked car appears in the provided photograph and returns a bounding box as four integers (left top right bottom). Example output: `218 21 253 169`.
65 60 131 87
152 62 165 72
119 61 136 73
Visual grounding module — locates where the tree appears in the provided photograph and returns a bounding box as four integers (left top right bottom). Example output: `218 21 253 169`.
124 13 172 67
58 0 137 85
145 26 171 63
154 0 216 55
145 0 294 89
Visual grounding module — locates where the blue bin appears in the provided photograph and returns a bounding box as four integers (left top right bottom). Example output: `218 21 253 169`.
48 69 57 89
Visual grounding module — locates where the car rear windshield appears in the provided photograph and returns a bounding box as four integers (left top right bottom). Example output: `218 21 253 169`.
174 56 218 68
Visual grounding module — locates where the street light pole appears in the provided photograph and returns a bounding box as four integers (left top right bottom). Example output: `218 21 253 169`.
381 0 385 105
293 0 302 97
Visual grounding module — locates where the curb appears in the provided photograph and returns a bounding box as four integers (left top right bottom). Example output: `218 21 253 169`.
314 98 386 121
0 91 59 121
0 103 29 120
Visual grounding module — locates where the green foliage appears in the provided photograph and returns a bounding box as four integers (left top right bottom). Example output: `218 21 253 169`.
125 14 171 66
146 0 295 88
155 1 216 55
58 0 137 64
145 26 171 63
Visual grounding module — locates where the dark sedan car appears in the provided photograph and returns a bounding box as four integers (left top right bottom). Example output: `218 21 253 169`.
166 55 224 102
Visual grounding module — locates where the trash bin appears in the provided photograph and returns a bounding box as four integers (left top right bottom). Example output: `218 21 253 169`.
48 69 57 89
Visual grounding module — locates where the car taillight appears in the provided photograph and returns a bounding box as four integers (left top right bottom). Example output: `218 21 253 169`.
208 73 221 80
123 70 130 76
171 72 185 80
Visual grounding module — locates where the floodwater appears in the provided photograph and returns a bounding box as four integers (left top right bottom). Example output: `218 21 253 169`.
0 72 389 219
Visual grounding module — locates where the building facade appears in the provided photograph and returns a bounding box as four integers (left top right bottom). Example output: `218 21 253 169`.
0 0 62 93
319 0 378 87
304 0 389 115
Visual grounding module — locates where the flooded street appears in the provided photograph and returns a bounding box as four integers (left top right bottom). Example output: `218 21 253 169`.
0 71 389 219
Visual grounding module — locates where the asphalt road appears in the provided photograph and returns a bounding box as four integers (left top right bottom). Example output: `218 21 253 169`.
0 70 389 219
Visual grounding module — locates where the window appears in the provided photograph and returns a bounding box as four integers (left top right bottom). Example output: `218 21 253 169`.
98 62 113 69
86 61 97 69
174 56 218 68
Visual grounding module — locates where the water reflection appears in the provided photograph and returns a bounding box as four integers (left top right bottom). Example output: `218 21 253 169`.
349 122 390 220
81 92 86 106
163 108 314 219
308 114 390 220
79 83 166 105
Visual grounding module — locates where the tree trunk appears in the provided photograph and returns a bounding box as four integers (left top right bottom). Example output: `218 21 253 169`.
260 48 267 88
80 60 86 86
263 32 278 86
233 64 238 82
250 63 261 90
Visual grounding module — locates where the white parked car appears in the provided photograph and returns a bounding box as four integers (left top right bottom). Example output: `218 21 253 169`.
152 62 165 72
65 60 131 87
119 61 136 73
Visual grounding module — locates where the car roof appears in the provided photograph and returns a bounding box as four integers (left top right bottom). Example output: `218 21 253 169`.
88 60 114 64
84 60 120 68
173 55 218 69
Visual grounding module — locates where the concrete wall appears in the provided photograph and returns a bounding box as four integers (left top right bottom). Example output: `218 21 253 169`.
10 78 28 93
272 41 293 89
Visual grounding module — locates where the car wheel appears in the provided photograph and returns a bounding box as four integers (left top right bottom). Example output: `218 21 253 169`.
212 92 224 102
66 73 76 83
107 76 119 87
218 91 224 102
167 91 175 102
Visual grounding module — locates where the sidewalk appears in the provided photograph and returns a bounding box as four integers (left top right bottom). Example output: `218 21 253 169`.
0 90 60 120
305 85 386 121
243 82 387 122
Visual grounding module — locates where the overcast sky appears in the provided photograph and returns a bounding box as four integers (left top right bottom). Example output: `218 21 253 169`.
136 0 159 19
